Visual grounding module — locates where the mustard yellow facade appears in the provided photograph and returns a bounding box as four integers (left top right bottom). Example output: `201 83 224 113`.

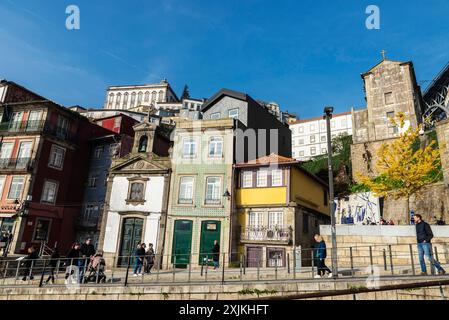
236 187 287 206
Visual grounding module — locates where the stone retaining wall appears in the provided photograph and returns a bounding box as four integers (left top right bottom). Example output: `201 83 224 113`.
319 225 449 269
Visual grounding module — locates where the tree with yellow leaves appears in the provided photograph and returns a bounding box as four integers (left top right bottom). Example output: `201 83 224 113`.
357 112 443 224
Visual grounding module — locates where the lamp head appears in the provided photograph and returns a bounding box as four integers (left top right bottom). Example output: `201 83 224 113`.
324 106 334 115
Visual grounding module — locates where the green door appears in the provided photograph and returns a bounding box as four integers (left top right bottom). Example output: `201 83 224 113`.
118 218 143 267
199 221 221 265
172 220 193 268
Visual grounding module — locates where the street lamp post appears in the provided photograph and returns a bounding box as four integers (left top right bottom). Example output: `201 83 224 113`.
324 106 338 278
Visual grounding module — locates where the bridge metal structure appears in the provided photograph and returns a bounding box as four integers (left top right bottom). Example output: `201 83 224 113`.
422 62 449 128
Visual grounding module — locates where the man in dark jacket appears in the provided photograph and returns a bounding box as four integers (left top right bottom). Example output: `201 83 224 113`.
133 243 145 276
22 246 39 281
212 240 220 270
80 238 96 266
415 214 446 275
313 234 332 278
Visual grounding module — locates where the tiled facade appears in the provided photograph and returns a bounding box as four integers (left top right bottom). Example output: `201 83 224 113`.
164 119 234 267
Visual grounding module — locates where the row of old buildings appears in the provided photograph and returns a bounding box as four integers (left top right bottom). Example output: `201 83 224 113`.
0 80 330 269
3 54 445 267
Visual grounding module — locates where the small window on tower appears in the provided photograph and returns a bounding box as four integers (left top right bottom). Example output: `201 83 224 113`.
138 136 148 153
385 92 394 105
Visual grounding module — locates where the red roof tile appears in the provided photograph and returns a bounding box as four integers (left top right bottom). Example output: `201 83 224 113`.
235 153 298 167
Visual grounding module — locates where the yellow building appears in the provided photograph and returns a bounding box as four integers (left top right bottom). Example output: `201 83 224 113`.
233 154 330 267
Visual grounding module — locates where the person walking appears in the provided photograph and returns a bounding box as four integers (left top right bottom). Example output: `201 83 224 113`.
22 246 39 281
212 240 220 270
45 247 60 285
80 238 96 282
313 234 332 278
133 243 145 276
414 214 446 276
145 243 155 274
65 242 81 281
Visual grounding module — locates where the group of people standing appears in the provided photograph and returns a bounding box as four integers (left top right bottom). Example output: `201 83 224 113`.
133 243 155 276
21 237 102 284
312 214 446 278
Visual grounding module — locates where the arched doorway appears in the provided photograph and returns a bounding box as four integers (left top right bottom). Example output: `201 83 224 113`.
118 217 143 266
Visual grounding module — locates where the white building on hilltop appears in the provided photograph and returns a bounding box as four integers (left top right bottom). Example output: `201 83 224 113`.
289 111 352 161
104 80 179 111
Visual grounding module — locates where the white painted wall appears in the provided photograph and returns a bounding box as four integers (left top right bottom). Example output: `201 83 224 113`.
103 211 120 253
109 176 165 213
102 175 166 254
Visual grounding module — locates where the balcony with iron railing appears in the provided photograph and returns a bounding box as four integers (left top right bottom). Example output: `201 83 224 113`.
77 215 101 229
0 120 45 133
240 226 292 244
0 120 77 143
0 158 34 171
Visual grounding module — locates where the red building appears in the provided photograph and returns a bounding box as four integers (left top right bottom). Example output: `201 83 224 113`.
0 81 113 254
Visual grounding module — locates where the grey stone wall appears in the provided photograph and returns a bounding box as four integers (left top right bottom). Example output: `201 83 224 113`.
436 119 449 185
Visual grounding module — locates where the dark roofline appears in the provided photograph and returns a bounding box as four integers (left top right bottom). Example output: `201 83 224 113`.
0 80 47 101
92 113 140 123
201 88 257 112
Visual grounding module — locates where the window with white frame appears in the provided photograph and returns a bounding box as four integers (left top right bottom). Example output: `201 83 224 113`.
0 176 5 197
0 142 13 160
248 211 263 227
84 204 97 220
228 109 239 119
257 170 268 187
268 212 283 228
271 169 283 187
310 124 316 131
321 135 326 142
242 171 253 188
298 126 304 133
94 146 103 159
48 145 65 169
310 135 316 143
179 176 194 204
88 175 98 188
299 151 305 157
322 148 327 154
8 176 25 199
205 176 221 205
41 180 57 204
210 112 221 120
182 138 197 158
17 141 32 159
209 137 223 158
310 147 316 155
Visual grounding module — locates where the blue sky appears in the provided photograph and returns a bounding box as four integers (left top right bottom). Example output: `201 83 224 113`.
0 0 448 118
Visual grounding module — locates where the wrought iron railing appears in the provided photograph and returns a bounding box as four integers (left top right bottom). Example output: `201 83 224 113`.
241 226 292 242
77 215 100 228
0 158 34 171
0 120 45 133
0 120 77 143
